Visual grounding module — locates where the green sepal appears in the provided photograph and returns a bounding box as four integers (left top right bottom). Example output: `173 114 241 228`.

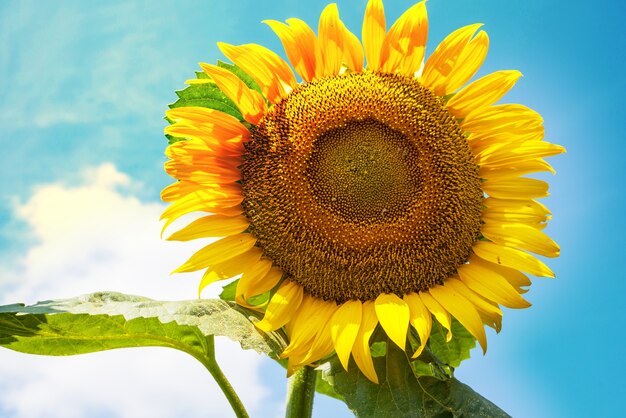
427 317 477 368
219 279 270 306
370 341 387 358
220 279 238 301
217 60 262 95
169 79 243 122
165 61 262 144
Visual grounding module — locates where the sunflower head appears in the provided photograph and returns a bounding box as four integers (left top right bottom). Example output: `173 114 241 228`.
162 0 564 384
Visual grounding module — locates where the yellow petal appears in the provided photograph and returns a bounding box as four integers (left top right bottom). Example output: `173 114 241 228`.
318 4 343 76
422 24 488 95
164 124 246 154
475 260 532 294
483 197 551 222
218 43 295 103
199 63 267 124
165 141 243 164
374 293 409 349
469 129 544 156
380 1 428 76
161 181 198 203
255 281 304 332
299 301 338 365
198 247 262 296
457 256 532 308
403 293 432 358
462 104 542 136
281 295 326 358
160 189 243 235
362 0 386 70
478 141 565 169
167 215 249 241
341 23 364 72
244 44 297 91
166 107 249 138
165 137 243 161
287 18 325 80
160 186 237 217
330 300 363 371
165 164 241 185
165 155 240 174
473 241 556 278
482 177 549 200
480 159 556 180
264 18 323 81
419 292 452 342
318 5 364 74
210 204 245 218
446 70 522 118
351 301 379 383
422 24 483 93
218 43 276 95
445 278 503 332
429 285 487 353
481 223 560 258
238 266 283 302
172 234 257 274
235 258 273 299
264 20 304 80
443 30 489 94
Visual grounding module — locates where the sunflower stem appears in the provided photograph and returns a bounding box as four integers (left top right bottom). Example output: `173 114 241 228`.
285 366 317 418
198 335 249 418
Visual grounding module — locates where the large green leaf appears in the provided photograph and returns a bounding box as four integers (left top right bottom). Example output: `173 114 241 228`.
321 338 510 418
0 292 285 357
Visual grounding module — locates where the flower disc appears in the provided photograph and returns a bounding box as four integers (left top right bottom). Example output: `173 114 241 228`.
242 72 483 302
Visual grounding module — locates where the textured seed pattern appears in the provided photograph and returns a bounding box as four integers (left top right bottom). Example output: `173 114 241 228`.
241 71 483 303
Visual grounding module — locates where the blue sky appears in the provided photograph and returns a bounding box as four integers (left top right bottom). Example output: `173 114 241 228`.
0 0 624 417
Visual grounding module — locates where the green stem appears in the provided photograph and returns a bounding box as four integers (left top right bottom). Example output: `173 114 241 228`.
196 335 249 418
285 366 317 418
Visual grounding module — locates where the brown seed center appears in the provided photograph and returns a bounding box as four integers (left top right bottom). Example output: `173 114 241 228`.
241 71 483 303
307 119 422 223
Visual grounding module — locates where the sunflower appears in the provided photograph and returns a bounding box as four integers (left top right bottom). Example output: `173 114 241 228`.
161 0 564 383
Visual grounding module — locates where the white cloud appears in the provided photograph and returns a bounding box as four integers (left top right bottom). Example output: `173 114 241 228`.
0 164 280 418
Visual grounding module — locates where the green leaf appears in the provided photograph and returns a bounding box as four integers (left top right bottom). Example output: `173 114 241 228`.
169 80 243 122
219 279 271 307
321 338 510 418
427 318 476 368
0 292 286 357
